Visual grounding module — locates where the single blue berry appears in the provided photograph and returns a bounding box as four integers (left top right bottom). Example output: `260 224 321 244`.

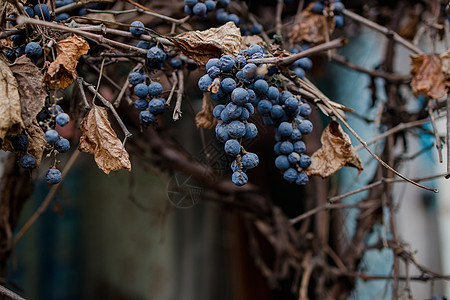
55 13 70 21
231 88 249 105
129 21 145 36
285 97 299 112
299 103 312 117
296 172 309 185
24 6 35 17
25 42 42 59
278 122 294 138
288 152 300 165
232 170 248 186
134 99 148 110
147 47 166 63
205 0 216 11
291 129 302 141
248 44 264 56
312 2 324 14
283 168 298 182
250 24 263 35
257 99 272 115
170 57 183 69
185 0 198 7
219 55 235 72
227 120 246 139
224 139 241 156
216 123 230 142
12 134 29 151
128 72 144 85
241 153 259 169
193 2 207 16
207 66 221 79
45 129 59 144
293 141 306 154
244 123 258 139
270 104 284 119
221 78 237 94
280 141 294 154
46 168 62 184
20 154 36 169
335 15 344 28
293 67 305 78
294 58 312 70
137 41 150 49
148 82 163 97
298 120 313 134
139 110 155 125
267 87 279 100
34 4 50 20
226 14 240 25
299 155 311 169
275 155 290 170
206 58 220 70
198 74 213 92
134 83 149 98
241 63 257 80
148 98 165 114
55 112 70 127
55 138 70 153
224 103 242 120
254 79 269 95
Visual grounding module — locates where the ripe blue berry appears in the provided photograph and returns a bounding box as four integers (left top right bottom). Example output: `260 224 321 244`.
285 97 299 112
296 172 309 185
278 122 294 138
280 141 294 154
288 152 300 165
137 41 150 49
267 87 279 100
224 139 241 156
291 129 302 141
24 6 35 17
206 58 220 70
241 63 257 80
293 67 305 78
335 15 344 28
185 0 198 6
19 154 36 169
55 113 70 127
34 4 50 20
254 79 269 95
224 103 242 120
293 141 306 154
55 138 70 153
25 42 42 59
231 88 249 105
221 78 237 94
170 57 183 69
128 72 144 85
299 155 311 169
216 123 230 142
294 58 312 70
244 123 258 139
232 170 248 186
298 120 313 134
139 110 155 125
46 168 62 184
134 83 149 98
207 66 221 78
147 47 166 63
12 134 29 151
227 120 246 138
213 105 225 120
299 103 312 117
248 44 264 56
129 21 145 36
283 168 298 182
148 82 163 97
312 2 324 14
258 100 272 115
193 3 207 16
219 55 235 72
241 153 259 169
205 0 216 11
275 155 290 170
227 14 240 25
134 99 148 110
270 105 284 119
55 13 70 21
45 129 59 144
148 98 165 114
198 74 213 92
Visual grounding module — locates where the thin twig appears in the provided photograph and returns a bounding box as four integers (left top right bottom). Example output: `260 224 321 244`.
165 71 178 107
290 200 379 224
328 173 445 203
275 0 283 36
76 76 91 110
446 93 450 178
299 252 313 300
126 0 190 25
16 16 148 54
355 115 446 151
13 150 81 244
173 69 184 121
0 284 25 300
82 79 132 139
247 37 347 66
427 99 443 163
342 9 423 55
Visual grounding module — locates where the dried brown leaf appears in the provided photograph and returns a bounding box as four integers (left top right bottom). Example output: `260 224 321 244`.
410 54 446 99
305 121 363 178
0 59 24 140
79 105 131 174
26 120 46 166
440 49 450 79
241 35 265 49
195 94 218 129
289 3 335 44
10 56 46 126
43 35 90 90
171 22 242 66
78 13 118 27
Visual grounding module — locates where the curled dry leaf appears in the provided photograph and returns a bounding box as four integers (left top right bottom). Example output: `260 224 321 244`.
10 56 46 127
26 120 46 166
0 59 24 140
305 121 363 178
171 22 242 66
195 94 218 129
289 3 335 44
43 35 90 90
79 105 131 175
410 54 446 99
440 49 450 80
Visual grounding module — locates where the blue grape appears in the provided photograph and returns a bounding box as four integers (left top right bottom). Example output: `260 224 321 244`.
275 155 290 170
55 113 70 127
312 2 324 14
139 110 155 125
24 6 35 17
224 139 241 156
293 67 305 78
278 122 293 138
283 168 298 182
213 104 225 119
46 168 62 184
205 0 216 11
267 87 279 100
207 66 221 78
296 172 309 185
244 123 258 139
298 120 313 134
19 154 36 169
270 105 284 119
216 123 230 142
170 57 183 69
148 82 163 96
248 44 264 56
185 0 198 7
128 72 144 85
254 79 269 95
134 83 149 98
294 58 312 70
45 129 59 144
55 13 70 21
280 141 294 154
227 120 246 138
232 170 248 186
221 77 237 94
55 138 70 153
257 100 272 115
227 14 240 25
288 152 300 165
250 24 263 35
206 58 220 70
147 47 166 63
241 153 259 169
299 155 311 169
198 74 213 92
241 63 257 80
231 88 249 105
137 41 150 49
299 103 312 117
148 98 165 114
193 2 207 16
134 99 148 110
225 102 243 119
285 97 299 112
216 9 228 22
34 4 50 20
129 21 145 36
291 129 302 141
335 15 344 28
25 42 42 58
293 141 306 154
219 55 235 72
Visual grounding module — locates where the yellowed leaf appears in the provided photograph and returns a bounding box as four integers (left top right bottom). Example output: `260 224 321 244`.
10 56 46 126
195 94 218 129
0 59 24 140
43 35 90 90
171 22 242 66
305 121 363 178
410 54 446 99
79 105 131 174
289 3 335 44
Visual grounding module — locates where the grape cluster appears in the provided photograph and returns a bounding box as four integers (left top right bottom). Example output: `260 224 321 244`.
199 44 313 186
184 0 230 18
311 0 345 28
21 104 72 184
128 67 167 126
